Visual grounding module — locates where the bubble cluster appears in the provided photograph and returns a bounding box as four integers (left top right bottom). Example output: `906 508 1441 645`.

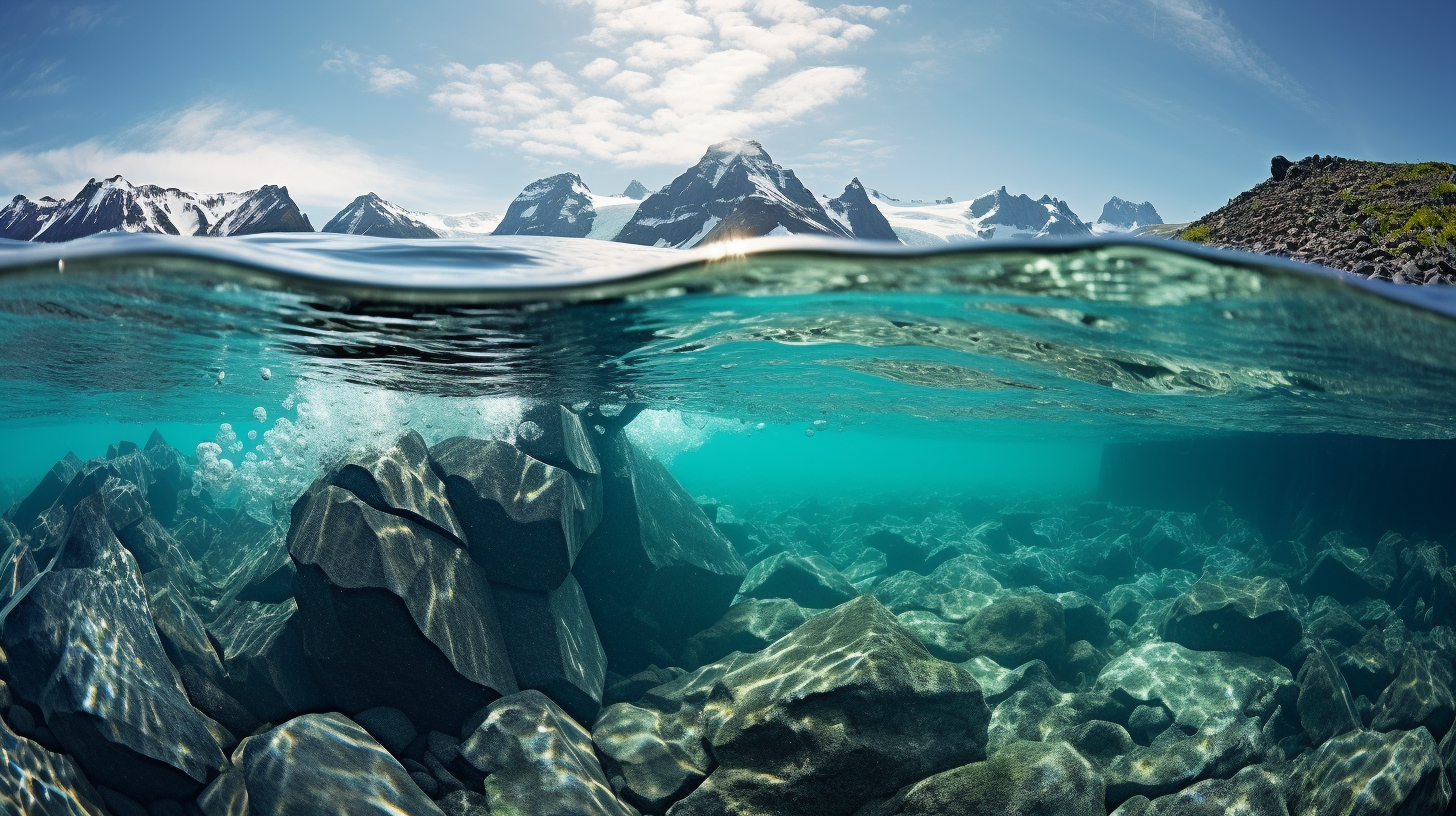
517 420 544 442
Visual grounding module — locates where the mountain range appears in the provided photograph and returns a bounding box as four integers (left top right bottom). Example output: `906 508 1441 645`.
0 140 1161 247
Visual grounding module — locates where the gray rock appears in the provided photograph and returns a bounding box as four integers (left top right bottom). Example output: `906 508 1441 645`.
656 595 989 816
1297 644 1361 747
872 570 993 623
354 706 418 755
437 789 491 816
145 580 258 738
207 598 330 724
1127 705 1174 746
491 575 608 725
1160 575 1302 659
1289 727 1451 816
1112 764 1289 816
897 610 972 662
461 690 636 816
197 713 445 816
1058 592 1111 646
860 740 1105 816
1306 601 1367 646
736 552 857 609
573 433 745 671
289 484 517 731
965 594 1067 669
515 403 601 477
1371 648 1456 739
431 436 598 591
1096 642 1294 730
1104 716 1275 806
0 717 110 815
1 494 226 800
332 429 465 542
1336 626 1398 699
681 598 811 669
593 702 710 814
1063 640 1109 685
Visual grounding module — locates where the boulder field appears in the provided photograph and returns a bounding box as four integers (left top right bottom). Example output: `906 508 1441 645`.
2 409 1454 815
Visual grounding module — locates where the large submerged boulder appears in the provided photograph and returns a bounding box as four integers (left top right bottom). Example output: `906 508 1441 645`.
0 495 227 801
735 552 858 609
573 433 747 670
964 594 1067 669
207 598 330 724
861 739 1105 816
1095 642 1293 730
0 717 112 816
645 595 990 816
288 483 517 731
333 429 465 542
461 690 636 816
1159 574 1302 659
491 575 608 725
680 598 812 669
430 436 599 591
1288 727 1451 816
196 713 444 816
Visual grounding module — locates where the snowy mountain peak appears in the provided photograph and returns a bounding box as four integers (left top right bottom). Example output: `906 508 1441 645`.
2 176 313 242
616 140 849 248
493 173 597 238
622 180 650 200
1096 197 1163 230
825 178 899 242
322 193 439 239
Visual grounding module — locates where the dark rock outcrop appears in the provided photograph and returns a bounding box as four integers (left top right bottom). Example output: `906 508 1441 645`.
492 173 596 238
0 195 68 241
1288 726 1451 816
965 594 1067 669
322 193 439 238
491 575 608 725
825 178 900 241
1159 574 1302 659
288 483 517 730
680 597 811 669
207 598 330 724
0 717 111 815
735 552 857 609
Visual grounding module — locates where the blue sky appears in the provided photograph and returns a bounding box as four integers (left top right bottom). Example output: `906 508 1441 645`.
0 0 1451 225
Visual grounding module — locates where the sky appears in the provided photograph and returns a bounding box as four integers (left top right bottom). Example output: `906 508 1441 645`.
0 0 1451 225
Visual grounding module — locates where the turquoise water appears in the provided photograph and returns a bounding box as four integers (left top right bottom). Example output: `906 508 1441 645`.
3 233 1456 815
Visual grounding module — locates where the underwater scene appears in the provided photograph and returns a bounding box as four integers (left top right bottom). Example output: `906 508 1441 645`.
4 233 1456 816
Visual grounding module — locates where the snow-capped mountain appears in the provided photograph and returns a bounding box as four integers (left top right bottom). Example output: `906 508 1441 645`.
1094 197 1163 232
868 186 1093 246
0 176 313 242
823 178 899 242
0 195 67 241
621 180 650 200
410 210 502 239
615 139 852 248
322 193 439 238
491 173 642 240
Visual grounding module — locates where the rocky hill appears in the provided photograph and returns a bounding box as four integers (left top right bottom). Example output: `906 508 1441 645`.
1179 155 1456 284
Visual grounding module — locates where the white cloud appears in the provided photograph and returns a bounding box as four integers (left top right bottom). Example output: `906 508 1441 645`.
322 48 418 95
0 102 467 215
431 0 899 167
1144 0 1301 99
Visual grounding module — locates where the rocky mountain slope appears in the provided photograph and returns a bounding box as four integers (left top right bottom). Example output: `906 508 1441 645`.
824 178 899 241
615 139 852 248
1179 155 1456 284
489 173 641 241
322 193 439 239
1095 197 1163 231
0 176 313 241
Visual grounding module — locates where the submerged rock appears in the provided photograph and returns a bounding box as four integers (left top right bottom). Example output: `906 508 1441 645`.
965 594 1067 669
0 717 111 816
594 702 711 814
1296 644 1361 747
208 598 330 724
333 429 465 542
430 436 598 591
573 433 746 670
1370 648 1456 738
861 740 1105 816
658 595 989 816
1288 727 1451 816
1 495 227 801
681 597 812 669
1111 764 1289 816
461 690 636 816
1159 574 1302 659
197 713 444 816
289 483 517 731
1096 642 1294 730
1102 715 1275 805
736 552 858 609
491 575 608 725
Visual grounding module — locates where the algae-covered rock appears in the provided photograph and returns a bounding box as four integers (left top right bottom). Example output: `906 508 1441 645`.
593 702 710 814
1159 574 1302 659
897 610 972 662
654 595 990 816
461 690 636 816
861 740 1105 816
965 594 1066 669
1103 715 1275 805
1095 642 1293 729
1288 727 1450 816
1111 764 1289 816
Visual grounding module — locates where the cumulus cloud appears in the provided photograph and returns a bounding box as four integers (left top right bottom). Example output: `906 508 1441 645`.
0 102 464 214
431 0 899 167
321 48 418 94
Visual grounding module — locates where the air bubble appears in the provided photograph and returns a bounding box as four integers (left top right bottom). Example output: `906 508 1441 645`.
247 429 257 440
804 428 816 437
253 407 268 423
517 420 544 441
260 367 272 381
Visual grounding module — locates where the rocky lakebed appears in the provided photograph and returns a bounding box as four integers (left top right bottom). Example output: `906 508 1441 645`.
3 405 1455 816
